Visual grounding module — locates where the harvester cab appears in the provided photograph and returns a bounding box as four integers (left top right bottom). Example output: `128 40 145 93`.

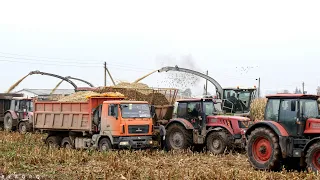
245 94 320 172
157 66 257 115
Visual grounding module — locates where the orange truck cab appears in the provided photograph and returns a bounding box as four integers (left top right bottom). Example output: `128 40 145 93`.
33 97 154 151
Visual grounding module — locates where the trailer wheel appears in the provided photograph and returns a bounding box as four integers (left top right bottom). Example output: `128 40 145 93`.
166 123 192 150
99 138 112 152
46 136 61 149
4 113 14 131
18 122 28 134
306 143 320 172
61 137 74 149
247 127 281 171
206 131 228 154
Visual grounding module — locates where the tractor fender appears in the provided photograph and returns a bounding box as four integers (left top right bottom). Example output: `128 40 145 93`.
303 137 320 154
245 121 289 138
207 125 234 136
5 110 18 120
165 118 194 130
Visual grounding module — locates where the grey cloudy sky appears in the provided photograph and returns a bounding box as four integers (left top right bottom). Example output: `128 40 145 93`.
0 0 319 96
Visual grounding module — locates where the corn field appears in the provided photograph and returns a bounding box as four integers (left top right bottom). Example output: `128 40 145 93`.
0 132 319 180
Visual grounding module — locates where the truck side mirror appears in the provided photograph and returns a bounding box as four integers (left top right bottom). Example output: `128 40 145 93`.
150 105 156 117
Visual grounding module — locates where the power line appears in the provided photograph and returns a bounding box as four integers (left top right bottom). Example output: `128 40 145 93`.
0 51 155 70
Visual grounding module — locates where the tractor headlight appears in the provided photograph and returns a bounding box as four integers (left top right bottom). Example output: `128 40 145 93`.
149 140 153 144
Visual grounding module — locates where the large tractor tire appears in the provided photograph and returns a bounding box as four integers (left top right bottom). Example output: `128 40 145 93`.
206 131 229 154
247 127 281 171
306 143 320 172
4 113 15 131
165 123 192 151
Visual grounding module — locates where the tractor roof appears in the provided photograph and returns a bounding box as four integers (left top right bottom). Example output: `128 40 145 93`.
177 98 221 102
266 94 319 99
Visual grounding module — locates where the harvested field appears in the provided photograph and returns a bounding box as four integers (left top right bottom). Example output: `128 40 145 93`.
0 132 318 180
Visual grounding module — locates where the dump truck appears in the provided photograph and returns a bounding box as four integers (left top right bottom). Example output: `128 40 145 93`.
33 96 154 150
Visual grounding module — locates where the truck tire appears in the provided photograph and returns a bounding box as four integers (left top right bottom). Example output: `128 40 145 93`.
247 127 281 171
46 136 61 149
99 138 112 152
18 122 29 134
4 113 15 131
61 137 74 149
306 143 320 172
206 131 228 154
166 123 192 151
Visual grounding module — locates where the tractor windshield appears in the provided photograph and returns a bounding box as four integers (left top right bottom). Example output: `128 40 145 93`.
300 99 319 118
120 103 151 118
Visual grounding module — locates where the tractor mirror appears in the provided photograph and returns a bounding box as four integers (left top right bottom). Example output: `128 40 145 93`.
291 101 296 111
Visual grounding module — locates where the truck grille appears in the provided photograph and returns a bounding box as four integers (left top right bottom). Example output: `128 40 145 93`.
128 125 149 134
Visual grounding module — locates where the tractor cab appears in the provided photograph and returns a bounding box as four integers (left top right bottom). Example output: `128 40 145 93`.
264 94 320 137
175 98 221 128
222 87 256 114
10 97 33 119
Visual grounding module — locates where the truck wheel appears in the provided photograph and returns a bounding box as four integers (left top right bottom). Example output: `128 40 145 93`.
306 143 320 172
166 123 192 150
99 138 112 152
61 137 74 149
206 131 228 154
18 122 28 134
46 136 61 149
247 127 281 171
4 113 14 131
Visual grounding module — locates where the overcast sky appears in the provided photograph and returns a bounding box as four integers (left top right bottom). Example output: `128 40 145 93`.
0 0 319 96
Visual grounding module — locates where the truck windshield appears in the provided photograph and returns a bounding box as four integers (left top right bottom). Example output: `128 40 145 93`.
120 104 151 118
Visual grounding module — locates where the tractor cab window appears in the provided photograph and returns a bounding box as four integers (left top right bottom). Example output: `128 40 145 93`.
177 102 187 118
300 99 319 119
187 102 201 117
279 99 298 122
238 91 251 110
265 99 280 121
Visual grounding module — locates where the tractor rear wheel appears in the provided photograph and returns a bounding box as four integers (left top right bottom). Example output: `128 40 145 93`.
306 143 320 172
247 127 281 171
166 123 192 151
206 131 228 154
4 113 15 131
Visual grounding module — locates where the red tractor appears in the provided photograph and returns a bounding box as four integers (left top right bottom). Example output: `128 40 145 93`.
2 97 33 133
245 94 320 172
164 98 253 154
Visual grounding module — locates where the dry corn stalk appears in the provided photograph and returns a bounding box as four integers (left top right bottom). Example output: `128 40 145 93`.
250 98 267 121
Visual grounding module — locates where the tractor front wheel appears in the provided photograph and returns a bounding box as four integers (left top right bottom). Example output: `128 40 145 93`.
166 123 192 151
306 143 320 172
206 131 228 154
18 121 29 134
247 127 281 171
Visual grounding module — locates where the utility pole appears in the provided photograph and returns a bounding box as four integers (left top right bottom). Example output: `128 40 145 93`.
106 64 116 86
205 70 208 95
256 77 260 98
302 82 305 94
104 62 107 86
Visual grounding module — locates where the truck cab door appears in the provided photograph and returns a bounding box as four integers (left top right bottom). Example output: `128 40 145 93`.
101 104 120 136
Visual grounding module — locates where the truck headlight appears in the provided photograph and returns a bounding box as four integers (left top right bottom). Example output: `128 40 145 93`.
119 141 129 146
149 140 153 144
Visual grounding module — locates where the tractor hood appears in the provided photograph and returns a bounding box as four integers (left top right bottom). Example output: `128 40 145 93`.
304 117 320 134
208 115 250 122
